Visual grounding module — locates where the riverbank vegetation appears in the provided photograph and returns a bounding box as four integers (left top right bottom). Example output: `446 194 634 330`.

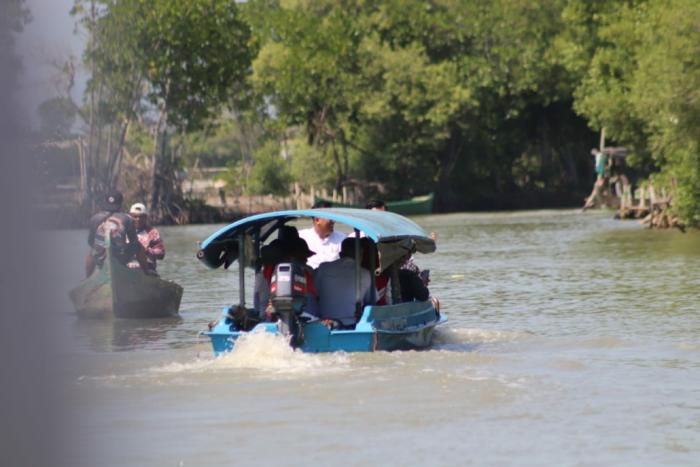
31 0 700 228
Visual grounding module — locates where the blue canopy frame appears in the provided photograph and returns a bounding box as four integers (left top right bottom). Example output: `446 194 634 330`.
197 208 435 271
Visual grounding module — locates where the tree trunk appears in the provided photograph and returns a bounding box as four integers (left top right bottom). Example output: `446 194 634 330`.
107 118 130 188
339 129 349 181
94 85 105 191
149 79 171 221
330 140 343 191
150 106 168 221
85 0 97 209
435 128 463 210
105 124 113 187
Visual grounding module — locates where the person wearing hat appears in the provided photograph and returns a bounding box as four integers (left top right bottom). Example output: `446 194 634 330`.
253 234 320 321
127 202 165 274
85 190 146 277
253 239 284 317
288 236 320 319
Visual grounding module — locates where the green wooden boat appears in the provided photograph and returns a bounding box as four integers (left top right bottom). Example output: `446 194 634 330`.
314 193 434 216
69 237 183 319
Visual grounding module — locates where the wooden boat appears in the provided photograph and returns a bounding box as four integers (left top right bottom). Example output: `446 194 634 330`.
314 193 434 216
198 208 446 354
69 236 183 319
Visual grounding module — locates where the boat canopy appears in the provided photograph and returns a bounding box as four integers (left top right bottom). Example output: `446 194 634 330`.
197 208 436 271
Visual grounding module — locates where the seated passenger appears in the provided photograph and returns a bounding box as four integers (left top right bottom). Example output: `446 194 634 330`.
314 237 376 329
254 236 319 320
277 224 301 243
126 203 165 274
276 226 320 317
287 236 320 319
253 239 284 318
397 252 430 302
299 201 346 269
359 237 391 305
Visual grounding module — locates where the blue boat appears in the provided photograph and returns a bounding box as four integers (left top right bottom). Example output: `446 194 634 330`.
198 208 446 354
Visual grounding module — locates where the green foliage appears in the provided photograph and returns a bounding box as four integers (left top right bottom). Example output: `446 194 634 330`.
249 0 372 189
286 133 336 190
552 0 621 86
354 0 587 200
248 140 292 196
181 120 248 168
574 0 700 225
37 97 78 138
245 1 589 205
122 121 154 164
34 97 80 182
219 139 292 196
73 0 254 217
89 0 253 130
64 0 700 222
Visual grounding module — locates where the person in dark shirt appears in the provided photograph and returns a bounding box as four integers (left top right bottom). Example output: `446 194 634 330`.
397 253 430 302
365 199 386 210
85 190 146 277
365 199 437 290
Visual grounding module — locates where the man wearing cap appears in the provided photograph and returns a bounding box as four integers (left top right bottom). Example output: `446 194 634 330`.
127 202 165 274
85 190 146 277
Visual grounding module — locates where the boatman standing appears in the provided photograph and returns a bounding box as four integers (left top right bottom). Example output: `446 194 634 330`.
127 202 165 275
85 190 147 277
298 201 346 269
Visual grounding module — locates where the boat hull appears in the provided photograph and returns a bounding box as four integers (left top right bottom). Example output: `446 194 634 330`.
205 300 445 354
69 244 183 319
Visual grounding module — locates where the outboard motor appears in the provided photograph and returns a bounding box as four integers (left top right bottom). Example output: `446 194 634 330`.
270 262 308 347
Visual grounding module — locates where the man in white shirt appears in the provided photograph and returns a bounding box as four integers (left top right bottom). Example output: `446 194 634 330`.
299 203 346 269
314 238 375 328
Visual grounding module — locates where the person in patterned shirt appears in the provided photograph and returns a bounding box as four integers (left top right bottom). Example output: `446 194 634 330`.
127 203 165 274
365 198 434 288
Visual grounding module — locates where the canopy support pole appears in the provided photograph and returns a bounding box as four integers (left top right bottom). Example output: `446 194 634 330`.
390 263 400 304
238 234 245 306
253 228 260 273
368 241 377 304
354 229 361 319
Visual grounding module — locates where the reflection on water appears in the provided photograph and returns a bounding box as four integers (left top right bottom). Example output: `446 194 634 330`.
72 317 183 352
49 211 700 466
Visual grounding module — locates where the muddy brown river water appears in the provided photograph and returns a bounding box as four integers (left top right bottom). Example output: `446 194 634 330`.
46 210 699 466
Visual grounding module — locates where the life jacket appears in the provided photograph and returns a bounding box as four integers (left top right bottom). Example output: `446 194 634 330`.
376 273 389 305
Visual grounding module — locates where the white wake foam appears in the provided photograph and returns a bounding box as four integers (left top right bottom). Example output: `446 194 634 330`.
434 327 533 346
152 329 350 377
